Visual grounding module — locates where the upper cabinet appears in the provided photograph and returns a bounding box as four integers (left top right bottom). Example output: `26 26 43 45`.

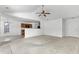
21 23 32 28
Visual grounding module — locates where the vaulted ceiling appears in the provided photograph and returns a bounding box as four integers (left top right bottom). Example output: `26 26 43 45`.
0 5 79 20
0 5 40 13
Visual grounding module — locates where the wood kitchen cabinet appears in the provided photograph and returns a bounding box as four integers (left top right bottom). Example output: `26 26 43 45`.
21 23 32 28
21 23 32 37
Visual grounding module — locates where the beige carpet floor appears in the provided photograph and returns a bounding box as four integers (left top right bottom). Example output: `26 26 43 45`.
0 35 79 54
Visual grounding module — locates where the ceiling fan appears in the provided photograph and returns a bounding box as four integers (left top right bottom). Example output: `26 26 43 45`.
36 5 51 17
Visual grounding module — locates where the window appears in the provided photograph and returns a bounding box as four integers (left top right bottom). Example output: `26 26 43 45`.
4 22 9 33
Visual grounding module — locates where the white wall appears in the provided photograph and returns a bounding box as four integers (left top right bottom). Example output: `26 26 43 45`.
0 14 40 37
63 17 79 37
41 17 79 37
25 29 42 38
0 16 21 37
41 18 62 37
7 12 40 21
0 16 1 34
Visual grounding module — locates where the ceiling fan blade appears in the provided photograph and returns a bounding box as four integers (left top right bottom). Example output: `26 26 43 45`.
44 14 46 17
45 13 51 14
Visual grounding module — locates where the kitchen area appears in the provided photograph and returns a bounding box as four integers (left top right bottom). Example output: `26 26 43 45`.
21 22 42 38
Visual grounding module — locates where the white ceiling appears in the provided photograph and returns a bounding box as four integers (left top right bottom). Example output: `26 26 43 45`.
0 5 79 19
0 5 40 13
45 5 79 19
